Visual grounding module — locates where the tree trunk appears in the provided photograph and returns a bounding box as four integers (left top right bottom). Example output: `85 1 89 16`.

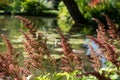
62 0 87 24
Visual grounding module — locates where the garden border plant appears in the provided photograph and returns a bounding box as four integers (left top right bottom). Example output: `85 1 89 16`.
0 13 120 80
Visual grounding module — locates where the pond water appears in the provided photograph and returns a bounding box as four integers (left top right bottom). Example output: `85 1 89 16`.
0 15 87 52
0 15 95 74
0 15 91 68
0 15 58 51
0 15 57 39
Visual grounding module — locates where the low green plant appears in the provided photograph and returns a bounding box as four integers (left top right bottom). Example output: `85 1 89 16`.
35 70 81 80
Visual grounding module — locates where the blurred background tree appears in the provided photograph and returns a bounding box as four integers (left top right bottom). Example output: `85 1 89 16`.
58 0 120 32
62 0 87 24
0 0 119 27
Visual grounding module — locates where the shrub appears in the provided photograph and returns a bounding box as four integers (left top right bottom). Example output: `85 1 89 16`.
21 1 45 15
76 0 120 22
0 1 12 12
58 2 74 32
58 0 120 27
10 1 22 13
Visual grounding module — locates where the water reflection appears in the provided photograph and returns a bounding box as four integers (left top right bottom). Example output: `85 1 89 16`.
0 15 57 35
0 15 57 51
0 15 92 71
0 15 87 53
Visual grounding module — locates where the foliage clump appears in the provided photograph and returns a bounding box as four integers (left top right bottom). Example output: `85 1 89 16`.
21 1 45 15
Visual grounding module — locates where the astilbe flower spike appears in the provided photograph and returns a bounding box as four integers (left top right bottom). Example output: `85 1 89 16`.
16 15 51 57
102 13 119 40
102 42 120 67
88 16 120 68
57 28 72 56
1 34 15 54
92 18 108 42
19 29 44 70
15 16 37 38
0 34 30 80
88 44 102 71
57 28 83 72
17 16 56 73
88 36 120 67
87 36 104 48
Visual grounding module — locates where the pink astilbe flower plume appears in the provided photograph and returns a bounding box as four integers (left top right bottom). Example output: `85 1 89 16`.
88 44 102 71
92 18 108 41
15 16 37 38
88 16 120 68
1 34 15 54
0 34 30 80
17 16 56 73
102 13 120 40
57 28 83 72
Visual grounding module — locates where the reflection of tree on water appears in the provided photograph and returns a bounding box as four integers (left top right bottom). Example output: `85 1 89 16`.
36 18 57 31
